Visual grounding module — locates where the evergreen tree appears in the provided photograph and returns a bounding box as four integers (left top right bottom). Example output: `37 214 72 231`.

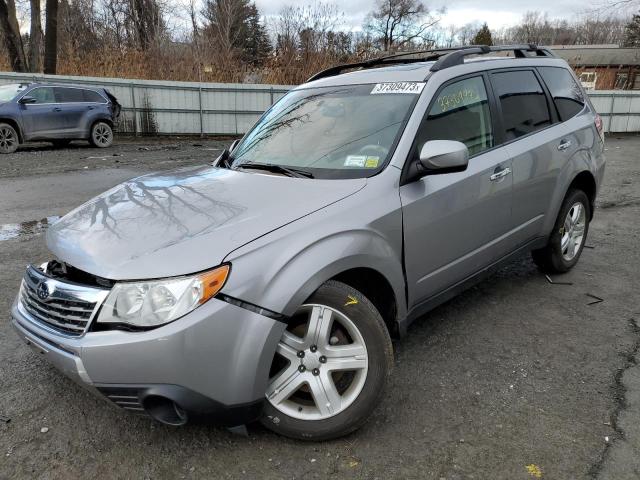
203 0 271 65
472 23 493 46
623 14 640 47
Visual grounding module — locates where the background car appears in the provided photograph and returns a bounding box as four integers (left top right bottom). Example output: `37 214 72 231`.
0 82 121 154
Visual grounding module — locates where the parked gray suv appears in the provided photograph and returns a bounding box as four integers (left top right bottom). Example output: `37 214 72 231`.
0 82 120 153
11 45 605 440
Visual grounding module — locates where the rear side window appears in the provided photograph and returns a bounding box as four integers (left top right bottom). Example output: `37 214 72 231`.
414 76 494 157
491 70 551 140
55 87 85 103
538 67 585 121
83 89 106 103
29 87 55 104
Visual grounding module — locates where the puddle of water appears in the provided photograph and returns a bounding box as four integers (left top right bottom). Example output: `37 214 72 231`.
0 216 61 242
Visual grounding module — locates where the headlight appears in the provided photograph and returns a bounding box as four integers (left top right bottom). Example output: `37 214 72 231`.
96 265 229 328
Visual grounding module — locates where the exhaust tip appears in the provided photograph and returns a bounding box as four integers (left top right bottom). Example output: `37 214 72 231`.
144 395 188 426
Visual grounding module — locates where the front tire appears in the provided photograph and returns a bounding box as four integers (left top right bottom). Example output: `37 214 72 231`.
0 123 19 154
260 280 393 440
89 121 113 148
532 189 590 273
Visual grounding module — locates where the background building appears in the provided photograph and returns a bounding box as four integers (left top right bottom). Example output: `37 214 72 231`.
552 45 640 90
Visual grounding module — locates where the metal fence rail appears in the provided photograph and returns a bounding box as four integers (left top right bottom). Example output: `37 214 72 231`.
588 90 640 133
0 72 291 136
0 72 637 134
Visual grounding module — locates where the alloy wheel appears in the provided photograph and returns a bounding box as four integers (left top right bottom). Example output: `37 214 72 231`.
0 126 17 153
266 304 369 420
561 202 586 261
93 124 112 146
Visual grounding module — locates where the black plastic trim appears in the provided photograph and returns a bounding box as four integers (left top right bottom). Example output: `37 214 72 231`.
96 384 265 427
218 294 288 323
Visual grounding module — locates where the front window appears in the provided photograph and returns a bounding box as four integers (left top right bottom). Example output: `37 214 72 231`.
414 76 493 157
29 87 55 104
229 83 421 179
0 83 28 102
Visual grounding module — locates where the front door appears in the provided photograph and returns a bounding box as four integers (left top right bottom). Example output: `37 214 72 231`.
20 87 63 140
400 74 513 307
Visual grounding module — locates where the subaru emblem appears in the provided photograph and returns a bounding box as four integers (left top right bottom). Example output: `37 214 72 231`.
37 282 50 300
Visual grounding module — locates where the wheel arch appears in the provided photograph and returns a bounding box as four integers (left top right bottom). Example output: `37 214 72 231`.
91 117 114 130
567 170 597 219
0 117 23 143
223 230 407 336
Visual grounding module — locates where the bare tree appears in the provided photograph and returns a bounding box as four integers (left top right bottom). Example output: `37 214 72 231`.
129 0 163 50
43 0 58 73
29 0 43 71
0 0 28 71
364 0 443 51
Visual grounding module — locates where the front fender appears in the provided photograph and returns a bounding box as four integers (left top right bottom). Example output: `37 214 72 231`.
221 179 406 322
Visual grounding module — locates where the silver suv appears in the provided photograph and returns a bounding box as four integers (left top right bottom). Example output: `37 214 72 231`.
11 45 605 440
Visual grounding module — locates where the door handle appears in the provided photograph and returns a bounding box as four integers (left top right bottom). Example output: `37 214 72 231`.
53 107 62 112
490 167 512 181
87 106 95 110
558 140 572 151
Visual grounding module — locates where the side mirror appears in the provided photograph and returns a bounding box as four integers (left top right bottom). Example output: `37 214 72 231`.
229 138 240 153
19 96 37 105
419 140 469 174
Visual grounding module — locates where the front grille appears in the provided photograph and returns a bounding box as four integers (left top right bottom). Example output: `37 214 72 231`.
19 265 110 337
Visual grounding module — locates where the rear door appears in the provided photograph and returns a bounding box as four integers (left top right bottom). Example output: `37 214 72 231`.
400 74 513 307
53 87 89 136
489 69 565 246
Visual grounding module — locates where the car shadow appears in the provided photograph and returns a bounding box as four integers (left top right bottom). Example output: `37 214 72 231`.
16 142 97 153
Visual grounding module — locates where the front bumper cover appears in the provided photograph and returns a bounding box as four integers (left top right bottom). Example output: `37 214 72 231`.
11 291 286 426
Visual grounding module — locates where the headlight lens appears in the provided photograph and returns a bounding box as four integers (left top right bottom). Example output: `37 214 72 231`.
96 265 229 328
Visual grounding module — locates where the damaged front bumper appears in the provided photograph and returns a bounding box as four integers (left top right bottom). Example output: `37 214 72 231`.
10 266 286 427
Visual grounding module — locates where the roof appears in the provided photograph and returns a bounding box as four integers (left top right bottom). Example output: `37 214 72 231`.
552 47 640 66
303 56 567 89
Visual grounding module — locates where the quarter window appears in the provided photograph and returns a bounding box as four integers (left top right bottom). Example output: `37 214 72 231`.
29 87 55 104
415 76 494 157
539 67 585 122
491 70 551 140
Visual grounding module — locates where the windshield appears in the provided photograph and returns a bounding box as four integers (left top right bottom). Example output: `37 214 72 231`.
0 84 27 102
230 83 422 179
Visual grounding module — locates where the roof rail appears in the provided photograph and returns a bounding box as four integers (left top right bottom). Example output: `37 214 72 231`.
307 46 482 82
306 44 555 82
430 44 555 71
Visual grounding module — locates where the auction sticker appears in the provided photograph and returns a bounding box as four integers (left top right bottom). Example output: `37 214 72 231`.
371 82 425 95
344 155 366 167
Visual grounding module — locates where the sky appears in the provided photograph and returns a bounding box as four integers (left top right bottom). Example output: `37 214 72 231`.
254 0 599 31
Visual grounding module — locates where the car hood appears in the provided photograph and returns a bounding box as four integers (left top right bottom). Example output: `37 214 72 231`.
47 165 366 280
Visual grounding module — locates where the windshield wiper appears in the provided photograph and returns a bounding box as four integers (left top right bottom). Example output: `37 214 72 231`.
235 162 314 178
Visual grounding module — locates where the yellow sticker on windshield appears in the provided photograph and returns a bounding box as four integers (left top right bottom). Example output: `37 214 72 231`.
365 156 380 168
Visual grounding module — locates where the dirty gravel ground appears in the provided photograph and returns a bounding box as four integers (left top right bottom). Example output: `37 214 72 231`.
0 136 638 480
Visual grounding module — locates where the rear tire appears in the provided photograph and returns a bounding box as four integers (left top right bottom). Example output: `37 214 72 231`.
260 280 393 440
89 121 113 148
0 123 19 154
532 189 590 273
